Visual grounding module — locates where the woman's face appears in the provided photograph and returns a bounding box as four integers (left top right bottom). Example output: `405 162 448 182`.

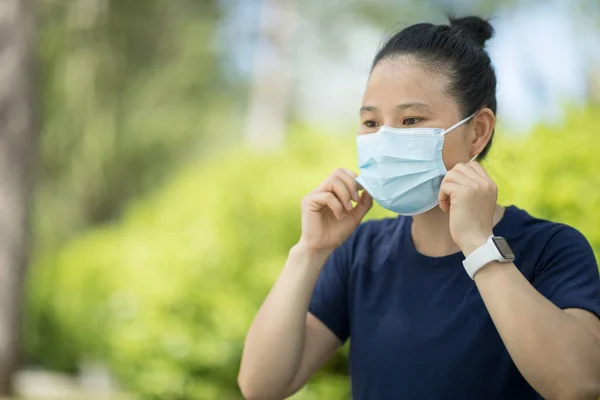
359 57 492 171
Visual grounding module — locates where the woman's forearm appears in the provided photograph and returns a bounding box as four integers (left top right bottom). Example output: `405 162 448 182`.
474 261 600 399
238 244 329 399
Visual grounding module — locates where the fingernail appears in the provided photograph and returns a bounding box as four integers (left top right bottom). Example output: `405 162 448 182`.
347 201 353 210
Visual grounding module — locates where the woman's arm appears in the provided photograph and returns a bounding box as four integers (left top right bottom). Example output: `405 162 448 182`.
238 244 341 400
439 161 600 399
239 168 370 399
468 256 600 399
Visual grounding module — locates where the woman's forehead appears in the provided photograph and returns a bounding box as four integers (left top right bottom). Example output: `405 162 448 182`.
363 58 453 110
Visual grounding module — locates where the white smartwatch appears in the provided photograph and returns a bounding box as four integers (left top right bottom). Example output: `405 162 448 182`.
462 235 515 279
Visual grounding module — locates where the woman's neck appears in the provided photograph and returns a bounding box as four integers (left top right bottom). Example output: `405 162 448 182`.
410 204 505 257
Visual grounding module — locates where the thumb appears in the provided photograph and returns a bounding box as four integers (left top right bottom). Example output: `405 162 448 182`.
351 190 373 221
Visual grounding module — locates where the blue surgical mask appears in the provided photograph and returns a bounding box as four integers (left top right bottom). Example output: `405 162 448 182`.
356 113 476 216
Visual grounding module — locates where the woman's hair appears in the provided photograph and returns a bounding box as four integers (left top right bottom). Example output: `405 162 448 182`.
373 16 497 159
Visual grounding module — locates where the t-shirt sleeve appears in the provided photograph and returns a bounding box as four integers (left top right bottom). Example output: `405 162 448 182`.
533 225 600 318
308 239 351 343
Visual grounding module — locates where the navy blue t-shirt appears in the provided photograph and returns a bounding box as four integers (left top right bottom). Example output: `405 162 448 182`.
309 206 600 399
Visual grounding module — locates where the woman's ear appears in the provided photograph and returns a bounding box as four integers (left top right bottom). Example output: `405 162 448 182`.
470 107 495 157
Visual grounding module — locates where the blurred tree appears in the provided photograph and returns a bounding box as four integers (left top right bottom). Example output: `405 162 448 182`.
0 0 37 394
35 0 233 251
244 0 297 150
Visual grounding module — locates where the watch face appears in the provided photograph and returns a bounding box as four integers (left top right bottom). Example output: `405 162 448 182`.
492 236 515 260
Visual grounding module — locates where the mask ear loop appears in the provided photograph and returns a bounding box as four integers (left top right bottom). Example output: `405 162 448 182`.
442 112 478 136
442 112 480 162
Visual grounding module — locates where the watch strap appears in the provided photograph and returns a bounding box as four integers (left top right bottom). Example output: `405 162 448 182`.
462 236 502 279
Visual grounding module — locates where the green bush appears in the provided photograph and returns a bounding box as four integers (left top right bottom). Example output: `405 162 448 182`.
26 108 600 399
26 128 390 399
487 107 600 253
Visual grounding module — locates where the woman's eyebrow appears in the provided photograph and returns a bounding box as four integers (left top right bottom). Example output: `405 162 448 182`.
359 106 378 115
360 102 431 115
396 102 430 111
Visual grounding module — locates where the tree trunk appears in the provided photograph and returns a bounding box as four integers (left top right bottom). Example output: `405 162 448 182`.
0 0 37 394
244 0 297 150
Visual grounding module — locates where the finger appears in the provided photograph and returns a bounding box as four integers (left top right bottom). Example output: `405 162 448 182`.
350 190 373 221
316 169 360 202
468 161 498 196
329 178 354 211
438 181 461 213
452 162 484 184
311 174 353 210
341 168 357 179
337 169 361 201
442 169 473 186
467 160 491 181
340 168 364 194
306 192 344 220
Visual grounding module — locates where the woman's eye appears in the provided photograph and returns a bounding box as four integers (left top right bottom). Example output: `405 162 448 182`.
364 120 380 128
403 117 421 126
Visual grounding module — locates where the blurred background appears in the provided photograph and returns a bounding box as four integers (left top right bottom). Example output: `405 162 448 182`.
0 0 599 399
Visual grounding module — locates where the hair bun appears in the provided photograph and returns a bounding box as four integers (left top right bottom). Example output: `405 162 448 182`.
448 16 494 48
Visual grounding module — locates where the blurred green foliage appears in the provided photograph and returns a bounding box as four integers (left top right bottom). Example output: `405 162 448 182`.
25 108 600 399
486 108 600 253
35 0 236 251
24 1 600 399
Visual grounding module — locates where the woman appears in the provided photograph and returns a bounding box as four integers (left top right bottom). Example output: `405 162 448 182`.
238 16 600 400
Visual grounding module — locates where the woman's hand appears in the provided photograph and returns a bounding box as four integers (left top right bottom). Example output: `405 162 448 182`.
298 168 373 255
438 161 497 255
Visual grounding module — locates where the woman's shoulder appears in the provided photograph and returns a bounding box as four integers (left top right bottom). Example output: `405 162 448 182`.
500 205 588 241
501 205 595 265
